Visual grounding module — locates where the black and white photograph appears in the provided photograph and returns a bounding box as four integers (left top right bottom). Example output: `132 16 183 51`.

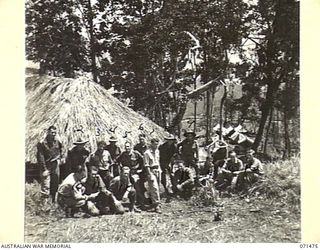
23 0 300 243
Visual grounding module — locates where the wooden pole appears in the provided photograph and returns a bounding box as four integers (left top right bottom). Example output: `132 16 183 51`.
193 50 197 132
219 85 227 140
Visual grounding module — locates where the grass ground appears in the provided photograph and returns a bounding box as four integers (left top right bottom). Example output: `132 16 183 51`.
24 157 300 243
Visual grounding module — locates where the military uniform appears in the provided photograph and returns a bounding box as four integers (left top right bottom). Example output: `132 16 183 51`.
86 150 113 189
116 150 144 178
159 141 177 194
177 139 199 178
172 167 194 199
105 144 121 177
109 175 137 212
65 146 90 174
116 150 145 205
215 158 244 190
58 172 124 216
84 171 124 215
209 141 228 179
144 148 161 208
57 173 87 207
134 143 148 155
84 172 107 194
105 144 121 161
36 137 62 201
237 157 264 191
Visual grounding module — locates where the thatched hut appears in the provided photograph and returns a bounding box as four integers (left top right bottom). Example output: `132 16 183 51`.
25 75 167 164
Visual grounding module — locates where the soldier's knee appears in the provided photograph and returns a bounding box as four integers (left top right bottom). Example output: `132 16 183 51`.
112 201 125 215
86 201 100 216
129 188 136 196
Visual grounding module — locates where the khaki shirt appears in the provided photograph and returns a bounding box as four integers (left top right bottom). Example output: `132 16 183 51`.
144 149 160 170
222 158 244 172
87 150 113 171
245 157 264 175
58 173 86 200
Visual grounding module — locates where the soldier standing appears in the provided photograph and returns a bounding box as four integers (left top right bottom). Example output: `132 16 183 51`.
65 137 90 176
105 135 121 177
177 130 199 183
134 133 148 155
37 125 63 203
86 141 114 189
159 132 177 200
144 138 162 213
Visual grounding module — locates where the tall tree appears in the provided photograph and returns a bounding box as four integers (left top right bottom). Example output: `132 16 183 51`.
26 0 88 77
252 0 299 150
101 0 249 134
235 0 299 151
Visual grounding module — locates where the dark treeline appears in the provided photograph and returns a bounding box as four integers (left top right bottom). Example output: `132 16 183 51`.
26 0 299 157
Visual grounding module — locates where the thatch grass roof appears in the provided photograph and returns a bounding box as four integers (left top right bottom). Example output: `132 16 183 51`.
25 75 166 163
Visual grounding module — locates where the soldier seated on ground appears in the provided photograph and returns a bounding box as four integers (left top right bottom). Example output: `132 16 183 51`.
57 164 124 218
172 160 195 200
236 149 264 192
207 138 228 179
214 151 244 192
109 166 141 213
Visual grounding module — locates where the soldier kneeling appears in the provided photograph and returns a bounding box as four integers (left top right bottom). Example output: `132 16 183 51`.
109 166 141 213
172 160 195 200
57 164 124 217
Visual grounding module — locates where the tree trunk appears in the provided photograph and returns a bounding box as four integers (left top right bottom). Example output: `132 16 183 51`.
252 0 284 151
39 60 46 75
193 74 197 132
211 87 216 131
206 90 212 143
219 85 227 141
263 107 273 154
177 122 181 139
87 0 98 82
167 98 188 134
160 92 167 128
252 83 277 151
203 50 211 143
283 108 291 159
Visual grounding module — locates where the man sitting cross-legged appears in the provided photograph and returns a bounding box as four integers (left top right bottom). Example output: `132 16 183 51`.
109 166 141 213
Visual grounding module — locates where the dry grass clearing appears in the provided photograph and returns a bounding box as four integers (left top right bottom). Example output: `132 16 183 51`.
25 157 300 243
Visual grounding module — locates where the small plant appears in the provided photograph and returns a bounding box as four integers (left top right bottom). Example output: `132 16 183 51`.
191 180 219 207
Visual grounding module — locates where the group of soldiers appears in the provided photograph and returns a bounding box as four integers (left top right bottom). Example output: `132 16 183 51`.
36 125 264 217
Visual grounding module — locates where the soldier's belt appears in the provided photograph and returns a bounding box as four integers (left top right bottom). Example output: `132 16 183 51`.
99 167 111 171
149 165 159 170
